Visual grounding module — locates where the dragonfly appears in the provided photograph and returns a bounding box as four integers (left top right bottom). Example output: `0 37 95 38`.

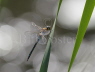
27 22 51 61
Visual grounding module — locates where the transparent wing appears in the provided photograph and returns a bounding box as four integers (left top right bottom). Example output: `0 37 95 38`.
25 22 42 35
38 36 47 45
31 22 42 30
24 31 47 45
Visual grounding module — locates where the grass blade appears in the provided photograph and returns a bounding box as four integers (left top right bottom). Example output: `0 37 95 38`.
68 0 95 72
39 0 63 72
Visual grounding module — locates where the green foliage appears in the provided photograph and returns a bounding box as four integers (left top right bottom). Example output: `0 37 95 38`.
68 0 95 72
39 0 63 72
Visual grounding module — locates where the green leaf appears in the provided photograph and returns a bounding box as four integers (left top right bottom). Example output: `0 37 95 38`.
39 0 63 72
68 0 95 72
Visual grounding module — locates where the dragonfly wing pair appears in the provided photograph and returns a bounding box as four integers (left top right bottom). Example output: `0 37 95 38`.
29 22 47 44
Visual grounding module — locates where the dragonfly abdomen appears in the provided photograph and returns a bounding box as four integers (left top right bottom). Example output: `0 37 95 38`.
27 35 41 61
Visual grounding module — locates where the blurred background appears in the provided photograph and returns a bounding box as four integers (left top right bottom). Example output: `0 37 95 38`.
0 0 95 72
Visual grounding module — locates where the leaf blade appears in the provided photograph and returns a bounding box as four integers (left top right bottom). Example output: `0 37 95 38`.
39 0 63 72
68 0 95 72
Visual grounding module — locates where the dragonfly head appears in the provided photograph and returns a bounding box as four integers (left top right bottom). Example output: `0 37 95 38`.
46 26 51 30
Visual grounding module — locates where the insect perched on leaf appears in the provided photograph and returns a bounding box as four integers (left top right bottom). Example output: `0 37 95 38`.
27 22 51 61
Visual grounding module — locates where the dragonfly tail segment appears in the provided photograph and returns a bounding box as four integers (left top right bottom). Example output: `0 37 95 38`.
27 35 41 61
